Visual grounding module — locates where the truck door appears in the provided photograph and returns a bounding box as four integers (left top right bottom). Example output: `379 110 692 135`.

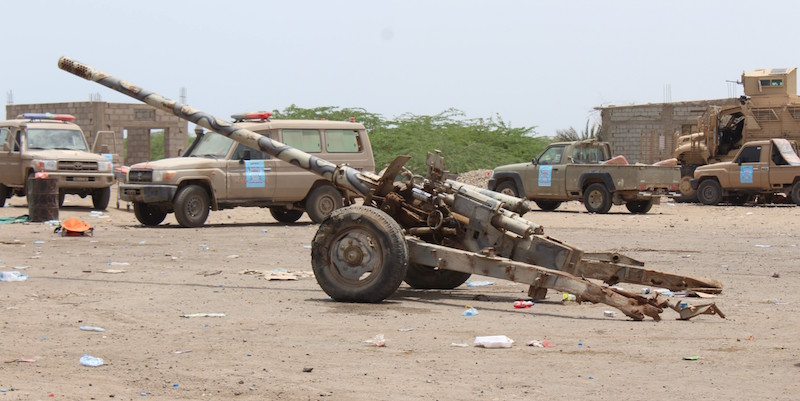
532 145 567 198
0 128 12 185
226 141 277 201
0 128 23 187
729 144 767 189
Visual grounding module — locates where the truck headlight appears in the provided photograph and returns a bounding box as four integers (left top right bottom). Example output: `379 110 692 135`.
33 159 58 171
97 161 112 172
152 170 176 182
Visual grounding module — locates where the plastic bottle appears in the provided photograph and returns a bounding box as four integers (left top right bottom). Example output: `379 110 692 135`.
513 300 534 309
0 271 28 282
562 293 577 302
79 354 104 367
462 307 479 316
466 280 494 287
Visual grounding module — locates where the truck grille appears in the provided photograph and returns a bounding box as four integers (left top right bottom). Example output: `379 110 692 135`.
58 161 98 171
127 169 153 183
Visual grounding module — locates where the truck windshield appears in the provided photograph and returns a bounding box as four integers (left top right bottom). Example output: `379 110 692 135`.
26 129 89 151
187 132 234 158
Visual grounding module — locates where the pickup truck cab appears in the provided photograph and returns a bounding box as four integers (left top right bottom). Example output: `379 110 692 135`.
488 140 680 214
0 113 115 209
120 113 375 227
691 138 800 205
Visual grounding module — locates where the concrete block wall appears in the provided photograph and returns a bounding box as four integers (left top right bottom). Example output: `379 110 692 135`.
599 99 736 163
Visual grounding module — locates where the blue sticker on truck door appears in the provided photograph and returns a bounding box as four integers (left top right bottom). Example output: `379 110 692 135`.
740 165 753 184
538 166 552 187
245 160 265 188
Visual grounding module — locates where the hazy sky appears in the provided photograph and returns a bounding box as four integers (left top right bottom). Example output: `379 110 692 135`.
2 0 798 136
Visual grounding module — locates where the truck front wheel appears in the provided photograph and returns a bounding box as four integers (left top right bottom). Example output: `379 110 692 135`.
495 181 519 197
306 185 343 224
174 185 210 227
625 199 653 214
535 200 561 211
791 182 800 205
583 183 612 213
133 202 167 226
270 206 304 223
92 187 111 210
697 180 722 205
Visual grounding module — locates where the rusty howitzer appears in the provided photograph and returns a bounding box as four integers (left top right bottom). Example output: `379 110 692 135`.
58 56 724 321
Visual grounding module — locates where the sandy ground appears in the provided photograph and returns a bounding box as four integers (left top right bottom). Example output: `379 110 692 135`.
1 192 799 400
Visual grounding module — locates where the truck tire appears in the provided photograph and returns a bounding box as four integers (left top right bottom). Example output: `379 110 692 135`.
311 205 408 303
173 184 210 227
270 206 304 223
403 263 471 289
583 183 612 214
625 199 653 214
791 181 800 205
92 187 111 210
697 180 722 206
495 181 519 197
305 185 343 224
535 200 561 211
0 184 8 208
133 202 167 226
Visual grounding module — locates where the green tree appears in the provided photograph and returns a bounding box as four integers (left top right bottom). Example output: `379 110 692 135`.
554 120 602 142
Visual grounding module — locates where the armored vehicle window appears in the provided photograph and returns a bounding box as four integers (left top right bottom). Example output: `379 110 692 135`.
735 146 761 164
760 79 783 87
538 145 565 165
232 143 268 160
187 132 234 158
26 129 89 151
283 129 321 153
325 130 361 153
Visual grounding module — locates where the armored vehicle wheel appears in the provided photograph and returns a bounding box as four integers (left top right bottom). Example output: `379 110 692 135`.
311 205 408 303
306 185 343 224
791 182 800 205
535 200 561 211
174 185 210 227
92 187 110 210
697 180 722 205
583 183 612 213
0 184 8 208
403 263 471 289
270 206 304 223
133 202 167 226
495 181 519 197
625 199 653 214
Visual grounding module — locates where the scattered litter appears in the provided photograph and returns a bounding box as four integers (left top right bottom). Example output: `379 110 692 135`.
172 350 192 354
107 260 130 266
755 244 771 248
398 328 414 332
4 358 35 363
679 302 689 309
364 334 386 347
199 270 222 277
0 271 28 282
603 310 617 318
525 339 555 348
562 293 577 302
79 354 104 367
180 313 226 318
138 240 146 245
655 288 674 297
513 300 534 309
13 266 29 270
466 280 494 287
303 245 312 249
239 269 314 280
172 383 179 388
226 254 240 259
80 326 105 332
33 240 45 245
302 367 313 373
461 306 478 316
88 211 108 219
450 343 469 347
772 272 780 278
588 376 595 380
98 269 126 274
474 335 514 349
682 355 699 361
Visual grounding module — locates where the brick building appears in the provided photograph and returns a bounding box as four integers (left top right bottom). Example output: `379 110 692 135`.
6 102 188 166
597 98 737 163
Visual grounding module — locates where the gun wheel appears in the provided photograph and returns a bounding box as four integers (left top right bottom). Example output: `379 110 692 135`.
403 263 471 289
312 205 408 303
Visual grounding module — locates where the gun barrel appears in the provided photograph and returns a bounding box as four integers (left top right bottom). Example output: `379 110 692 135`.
57 56 372 197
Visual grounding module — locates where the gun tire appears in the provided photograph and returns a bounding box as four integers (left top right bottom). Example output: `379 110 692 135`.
495 181 519 197
174 184 210 227
92 187 111 210
791 181 800 205
306 185 343 224
312 205 408 303
403 263 471 289
270 206 304 223
535 200 561 211
625 199 653 214
697 180 722 206
583 183 612 214
133 202 167 226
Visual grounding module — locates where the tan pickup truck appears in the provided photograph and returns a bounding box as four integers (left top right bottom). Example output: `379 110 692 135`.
120 114 375 227
691 138 800 205
488 140 680 214
0 113 115 209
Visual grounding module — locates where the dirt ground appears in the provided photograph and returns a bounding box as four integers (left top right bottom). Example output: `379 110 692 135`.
1 191 798 400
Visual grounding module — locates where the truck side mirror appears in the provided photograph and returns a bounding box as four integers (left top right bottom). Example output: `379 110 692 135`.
239 149 252 164
531 157 537 165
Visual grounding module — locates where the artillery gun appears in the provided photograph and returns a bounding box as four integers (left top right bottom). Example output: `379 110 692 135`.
58 56 724 321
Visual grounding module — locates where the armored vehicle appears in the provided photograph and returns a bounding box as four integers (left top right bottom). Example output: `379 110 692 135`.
674 68 800 198
489 140 679 214
0 113 114 209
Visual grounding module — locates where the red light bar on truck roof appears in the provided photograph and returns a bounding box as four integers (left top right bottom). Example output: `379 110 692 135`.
231 111 272 122
20 113 76 122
